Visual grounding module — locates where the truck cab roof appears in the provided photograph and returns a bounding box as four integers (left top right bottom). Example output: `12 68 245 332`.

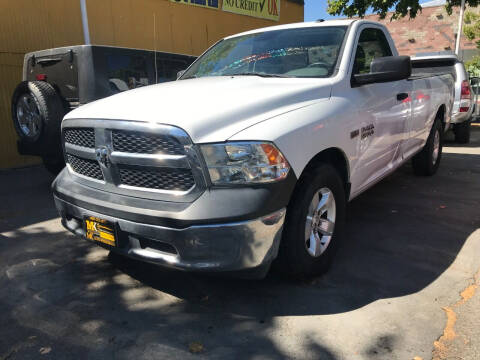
224 19 385 40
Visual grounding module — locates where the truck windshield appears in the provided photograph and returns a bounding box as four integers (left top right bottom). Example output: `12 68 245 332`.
182 26 347 79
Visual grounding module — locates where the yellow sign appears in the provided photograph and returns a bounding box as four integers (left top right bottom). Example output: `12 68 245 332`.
170 0 219 9
222 0 280 21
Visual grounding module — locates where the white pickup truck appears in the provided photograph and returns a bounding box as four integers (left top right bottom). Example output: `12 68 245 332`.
53 20 454 278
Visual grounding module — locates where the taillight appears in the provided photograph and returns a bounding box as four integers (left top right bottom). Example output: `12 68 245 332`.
460 80 471 112
35 74 47 81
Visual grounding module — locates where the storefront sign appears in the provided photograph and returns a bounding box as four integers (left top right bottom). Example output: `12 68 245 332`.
170 0 219 9
222 0 280 21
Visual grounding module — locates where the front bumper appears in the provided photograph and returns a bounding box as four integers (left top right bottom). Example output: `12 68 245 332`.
55 196 285 273
52 169 296 274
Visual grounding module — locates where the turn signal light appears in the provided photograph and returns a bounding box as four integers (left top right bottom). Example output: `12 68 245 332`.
260 143 284 165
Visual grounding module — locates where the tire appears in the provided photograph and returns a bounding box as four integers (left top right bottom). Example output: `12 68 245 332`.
276 164 346 277
11 81 65 152
42 155 65 175
412 118 443 176
454 120 471 144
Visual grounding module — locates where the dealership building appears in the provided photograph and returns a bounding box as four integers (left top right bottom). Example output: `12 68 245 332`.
0 0 303 169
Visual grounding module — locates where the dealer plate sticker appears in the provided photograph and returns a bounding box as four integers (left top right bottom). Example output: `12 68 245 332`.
84 216 116 247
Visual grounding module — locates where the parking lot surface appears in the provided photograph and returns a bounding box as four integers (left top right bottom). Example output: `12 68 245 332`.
0 128 479 360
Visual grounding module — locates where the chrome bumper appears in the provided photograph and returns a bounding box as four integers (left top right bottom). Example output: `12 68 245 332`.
54 196 285 273
451 103 472 124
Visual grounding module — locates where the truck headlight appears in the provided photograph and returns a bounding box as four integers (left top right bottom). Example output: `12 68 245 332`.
200 142 290 185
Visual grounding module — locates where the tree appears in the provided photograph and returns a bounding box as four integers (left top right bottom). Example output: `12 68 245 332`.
463 11 480 76
463 10 480 45
327 0 480 20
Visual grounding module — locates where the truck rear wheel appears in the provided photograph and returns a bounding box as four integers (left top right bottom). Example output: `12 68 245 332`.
276 164 346 277
454 120 471 144
11 81 65 151
412 118 443 176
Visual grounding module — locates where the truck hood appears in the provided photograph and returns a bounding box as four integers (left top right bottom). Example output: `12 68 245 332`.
66 76 331 143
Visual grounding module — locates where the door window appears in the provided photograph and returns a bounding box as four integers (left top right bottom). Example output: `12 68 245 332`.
353 28 393 75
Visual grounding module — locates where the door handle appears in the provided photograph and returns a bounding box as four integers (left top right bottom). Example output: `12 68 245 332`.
397 93 409 101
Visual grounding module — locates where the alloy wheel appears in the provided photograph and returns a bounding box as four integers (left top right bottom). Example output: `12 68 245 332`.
305 187 336 257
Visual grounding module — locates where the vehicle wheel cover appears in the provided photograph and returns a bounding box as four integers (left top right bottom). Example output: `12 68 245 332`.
305 187 336 257
16 93 42 138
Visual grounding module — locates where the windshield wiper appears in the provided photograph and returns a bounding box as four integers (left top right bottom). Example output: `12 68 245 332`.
232 72 292 78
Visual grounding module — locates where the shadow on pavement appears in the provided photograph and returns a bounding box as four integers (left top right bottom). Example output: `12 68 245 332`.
109 148 478 319
0 165 58 233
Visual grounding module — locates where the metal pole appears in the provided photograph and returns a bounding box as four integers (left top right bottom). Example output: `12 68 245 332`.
455 0 466 56
80 0 91 45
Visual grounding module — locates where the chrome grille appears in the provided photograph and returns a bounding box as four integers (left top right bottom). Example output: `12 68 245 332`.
66 154 103 180
62 120 206 202
119 166 195 191
64 128 95 148
112 130 184 155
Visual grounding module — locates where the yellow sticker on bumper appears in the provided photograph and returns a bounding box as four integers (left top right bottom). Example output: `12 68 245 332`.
85 216 116 247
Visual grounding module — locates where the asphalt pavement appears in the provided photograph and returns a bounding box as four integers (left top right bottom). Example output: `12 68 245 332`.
0 127 479 360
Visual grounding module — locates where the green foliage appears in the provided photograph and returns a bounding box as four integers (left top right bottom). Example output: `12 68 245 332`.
463 10 480 50
465 56 480 76
459 10 480 76
327 0 479 19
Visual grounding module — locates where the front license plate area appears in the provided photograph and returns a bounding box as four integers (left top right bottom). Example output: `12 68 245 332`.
84 216 116 247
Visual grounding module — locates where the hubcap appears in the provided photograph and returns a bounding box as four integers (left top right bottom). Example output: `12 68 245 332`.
16 94 41 138
305 187 336 258
432 129 440 165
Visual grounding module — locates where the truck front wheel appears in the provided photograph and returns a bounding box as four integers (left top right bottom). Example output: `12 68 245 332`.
276 164 346 277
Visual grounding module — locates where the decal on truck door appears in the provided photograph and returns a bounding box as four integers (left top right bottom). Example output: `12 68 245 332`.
361 124 375 139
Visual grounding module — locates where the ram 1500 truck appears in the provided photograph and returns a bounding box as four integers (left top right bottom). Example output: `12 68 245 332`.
52 20 454 278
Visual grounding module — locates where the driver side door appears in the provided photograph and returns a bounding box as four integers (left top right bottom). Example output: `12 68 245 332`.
349 26 412 196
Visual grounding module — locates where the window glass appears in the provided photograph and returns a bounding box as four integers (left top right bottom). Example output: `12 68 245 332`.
182 26 347 79
353 28 393 74
156 58 191 82
107 55 149 93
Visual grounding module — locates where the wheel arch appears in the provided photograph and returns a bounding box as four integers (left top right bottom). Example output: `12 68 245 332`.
436 104 447 130
300 147 351 199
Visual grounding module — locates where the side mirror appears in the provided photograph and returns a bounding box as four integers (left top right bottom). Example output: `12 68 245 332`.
352 56 411 86
177 70 186 79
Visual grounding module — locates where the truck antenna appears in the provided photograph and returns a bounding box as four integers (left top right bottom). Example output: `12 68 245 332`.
154 13 158 84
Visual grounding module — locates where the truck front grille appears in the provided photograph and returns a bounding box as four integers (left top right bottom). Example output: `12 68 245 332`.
112 130 184 155
62 121 205 202
64 128 95 148
119 166 195 191
66 154 104 180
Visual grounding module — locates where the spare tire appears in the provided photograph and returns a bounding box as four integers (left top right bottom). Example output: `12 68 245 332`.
11 81 65 153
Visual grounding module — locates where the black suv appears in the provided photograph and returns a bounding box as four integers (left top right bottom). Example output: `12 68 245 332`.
11 45 196 173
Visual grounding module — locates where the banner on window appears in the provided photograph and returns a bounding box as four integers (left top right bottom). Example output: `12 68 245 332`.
222 0 280 21
170 0 219 9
